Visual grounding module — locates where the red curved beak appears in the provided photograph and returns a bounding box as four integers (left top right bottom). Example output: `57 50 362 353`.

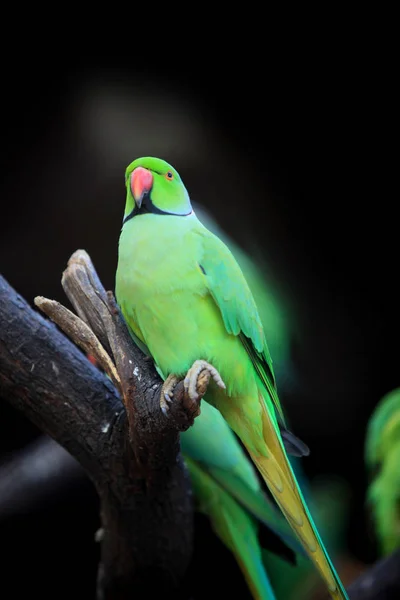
130 167 154 207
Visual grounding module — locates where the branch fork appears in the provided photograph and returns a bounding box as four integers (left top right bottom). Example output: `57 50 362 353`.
0 249 214 599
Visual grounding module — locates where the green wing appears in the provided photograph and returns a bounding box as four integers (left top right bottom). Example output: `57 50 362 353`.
193 203 294 370
197 225 285 424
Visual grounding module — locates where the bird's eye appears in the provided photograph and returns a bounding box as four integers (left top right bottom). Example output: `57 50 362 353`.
166 171 174 180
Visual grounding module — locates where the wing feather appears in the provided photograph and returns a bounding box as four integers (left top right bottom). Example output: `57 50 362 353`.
198 227 286 424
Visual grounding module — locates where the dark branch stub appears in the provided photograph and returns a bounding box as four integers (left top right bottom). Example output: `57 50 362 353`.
0 249 213 599
62 252 206 445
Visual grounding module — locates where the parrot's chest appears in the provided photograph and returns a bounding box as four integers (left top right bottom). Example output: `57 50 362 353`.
118 214 203 299
116 214 253 393
116 214 208 328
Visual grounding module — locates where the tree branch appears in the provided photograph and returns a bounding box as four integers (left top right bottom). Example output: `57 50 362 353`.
0 276 121 482
345 549 400 600
0 434 86 518
0 250 209 599
314 550 400 600
33 296 122 393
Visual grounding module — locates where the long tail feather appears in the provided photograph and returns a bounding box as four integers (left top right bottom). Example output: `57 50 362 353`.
224 511 278 600
242 393 349 600
207 464 305 559
186 457 277 600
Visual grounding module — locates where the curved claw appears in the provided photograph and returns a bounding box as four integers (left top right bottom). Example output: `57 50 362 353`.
164 392 173 404
159 361 224 426
160 374 180 416
184 359 226 401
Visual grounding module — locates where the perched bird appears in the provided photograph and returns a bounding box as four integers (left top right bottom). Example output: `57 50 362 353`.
365 387 400 556
99 218 302 600
115 156 349 600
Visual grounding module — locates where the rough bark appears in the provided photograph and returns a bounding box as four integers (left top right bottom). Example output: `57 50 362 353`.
0 250 210 599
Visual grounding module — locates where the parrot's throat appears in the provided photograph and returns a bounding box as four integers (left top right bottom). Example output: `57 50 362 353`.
123 191 192 224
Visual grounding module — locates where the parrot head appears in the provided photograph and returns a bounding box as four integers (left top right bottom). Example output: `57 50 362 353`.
123 157 193 224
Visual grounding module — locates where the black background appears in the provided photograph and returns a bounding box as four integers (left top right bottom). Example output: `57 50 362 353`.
0 46 394 599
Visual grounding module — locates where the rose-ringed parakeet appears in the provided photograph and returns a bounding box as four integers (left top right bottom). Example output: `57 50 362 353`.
115 156 349 600
365 387 400 556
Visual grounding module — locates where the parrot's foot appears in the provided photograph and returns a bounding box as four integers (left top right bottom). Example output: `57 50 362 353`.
160 374 180 416
184 359 226 401
159 361 225 429
160 372 201 427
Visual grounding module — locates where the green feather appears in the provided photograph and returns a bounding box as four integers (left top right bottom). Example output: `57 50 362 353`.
198 230 285 424
193 204 294 372
180 401 303 558
186 456 277 600
365 387 400 555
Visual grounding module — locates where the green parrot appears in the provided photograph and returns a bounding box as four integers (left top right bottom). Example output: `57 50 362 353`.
115 156 349 600
100 206 302 600
365 387 400 555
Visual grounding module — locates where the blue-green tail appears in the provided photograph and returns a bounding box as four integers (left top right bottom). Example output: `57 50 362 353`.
185 456 277 600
